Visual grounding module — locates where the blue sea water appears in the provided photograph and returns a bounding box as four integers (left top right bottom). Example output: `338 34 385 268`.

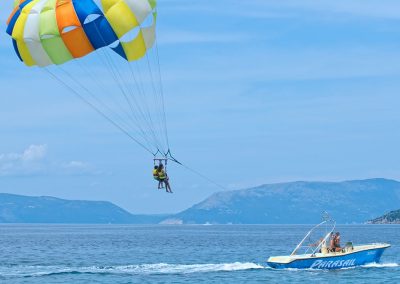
0 224 398 283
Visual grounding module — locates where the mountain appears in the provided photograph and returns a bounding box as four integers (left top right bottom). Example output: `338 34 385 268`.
0 193 168 224
165 178 400 224
2 178 400 224
368 209 400 224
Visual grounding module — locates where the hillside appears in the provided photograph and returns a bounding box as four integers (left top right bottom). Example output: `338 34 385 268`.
0 193 167 224
165 178 400 224
2 178 400 224
368 209 400 224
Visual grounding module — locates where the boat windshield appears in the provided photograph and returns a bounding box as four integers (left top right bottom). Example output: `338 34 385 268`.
291 213 336 256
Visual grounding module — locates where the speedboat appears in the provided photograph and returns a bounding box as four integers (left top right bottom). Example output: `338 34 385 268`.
267 214 390 269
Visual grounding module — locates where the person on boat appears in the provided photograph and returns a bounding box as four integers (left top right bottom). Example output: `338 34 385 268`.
334 232 342 252
153 165 164 189
329 232 336 252
310 238 324 247
157 164 172 193
329 232 342 252
310 237 324 253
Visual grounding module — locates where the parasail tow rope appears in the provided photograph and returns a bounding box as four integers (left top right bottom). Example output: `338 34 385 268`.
177 162 229 191
164 151 228 191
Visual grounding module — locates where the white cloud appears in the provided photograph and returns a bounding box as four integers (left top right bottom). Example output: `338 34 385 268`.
0 144 47 163
0 145 97 176
0 144 47 176
64 161 89 169
61 161 99 175
21 144 47 161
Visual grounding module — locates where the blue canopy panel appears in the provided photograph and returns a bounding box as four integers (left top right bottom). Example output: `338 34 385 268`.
110 43 127 60
12 39 23 61
72 0 125 60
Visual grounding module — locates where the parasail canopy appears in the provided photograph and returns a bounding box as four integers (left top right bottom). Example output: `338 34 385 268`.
6 0 173 159
7 0 157 67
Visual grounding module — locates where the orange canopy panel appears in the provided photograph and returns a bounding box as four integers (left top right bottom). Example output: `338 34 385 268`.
56 0 94 58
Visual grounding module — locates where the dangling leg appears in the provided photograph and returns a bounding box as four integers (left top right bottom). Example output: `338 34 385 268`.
165 178 172 193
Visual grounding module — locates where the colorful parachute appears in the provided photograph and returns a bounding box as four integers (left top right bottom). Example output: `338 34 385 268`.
7 0 156 66
6 0 171 158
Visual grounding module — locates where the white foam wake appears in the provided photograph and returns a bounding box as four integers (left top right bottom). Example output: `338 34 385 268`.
0 262 265 277
113 262 264 274
361 262 399 268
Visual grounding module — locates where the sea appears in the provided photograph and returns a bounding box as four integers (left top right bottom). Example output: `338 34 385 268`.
0 224 398 283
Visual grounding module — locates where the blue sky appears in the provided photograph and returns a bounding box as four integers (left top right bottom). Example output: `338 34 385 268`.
1 0 400 214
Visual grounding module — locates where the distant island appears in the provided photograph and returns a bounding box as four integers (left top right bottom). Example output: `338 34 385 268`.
1 178 400 224
368 209 400 224
0 193 168 224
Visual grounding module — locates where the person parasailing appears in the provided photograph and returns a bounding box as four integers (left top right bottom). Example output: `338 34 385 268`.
157 163 172 193
152 165 162 189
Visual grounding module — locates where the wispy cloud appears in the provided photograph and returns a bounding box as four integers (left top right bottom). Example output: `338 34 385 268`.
0 145 47 176
0 145 98 177
61 161 99 175
20 144 47 161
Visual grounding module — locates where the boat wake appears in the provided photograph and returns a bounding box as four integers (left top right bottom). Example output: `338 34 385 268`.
0 262 265 278
361 262 399 268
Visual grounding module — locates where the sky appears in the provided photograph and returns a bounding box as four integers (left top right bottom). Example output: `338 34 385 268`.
1 0 400 214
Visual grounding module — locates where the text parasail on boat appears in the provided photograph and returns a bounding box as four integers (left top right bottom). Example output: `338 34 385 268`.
6 0 178 163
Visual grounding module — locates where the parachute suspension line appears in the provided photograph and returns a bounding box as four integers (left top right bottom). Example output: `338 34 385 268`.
131 48 165 154
43 68 155 155
92 47 153 141
144 49 168 154
154 34 170 151
95 46 165 153
127 62 155 134
73 59 155 149
165 149 180 165
91 23 166 154
72 60 151 148
134 19 169 154
58 62 155 151
149 8 169 153
125 61 165 153
130 58 166 155
153 148 168 167
115 58 166 153
87 50 162 153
